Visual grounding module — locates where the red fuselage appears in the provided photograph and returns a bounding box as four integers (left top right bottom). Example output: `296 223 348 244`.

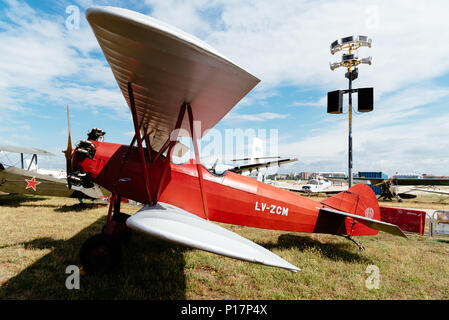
72 140 379 237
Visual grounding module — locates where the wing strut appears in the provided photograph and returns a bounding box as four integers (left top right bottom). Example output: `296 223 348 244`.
128 82 153 204
153 138 171 163
187 104 209 220
143 125 152 162
125 84 209 220
154 102 187 202
103 83 157 234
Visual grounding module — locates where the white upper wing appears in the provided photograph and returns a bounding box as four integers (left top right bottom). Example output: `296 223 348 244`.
86 6 260 153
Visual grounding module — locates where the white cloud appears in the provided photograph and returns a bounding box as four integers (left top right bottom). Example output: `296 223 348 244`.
0 0 122 118
2 0 449 175
144 0 215 37
291 97 326 108
145 0 449 99
224 112 287 122
279 85 449 175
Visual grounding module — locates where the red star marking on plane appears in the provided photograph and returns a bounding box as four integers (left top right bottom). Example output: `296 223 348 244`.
25 176 41 191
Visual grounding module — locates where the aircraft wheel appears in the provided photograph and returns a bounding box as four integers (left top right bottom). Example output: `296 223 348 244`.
79 234 121 273
102 212 132 243
101 223 132 243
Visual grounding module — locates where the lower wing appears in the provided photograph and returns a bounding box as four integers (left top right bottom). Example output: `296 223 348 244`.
126 202 300 272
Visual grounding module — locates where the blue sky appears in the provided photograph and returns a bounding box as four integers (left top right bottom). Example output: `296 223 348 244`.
1 0 449 176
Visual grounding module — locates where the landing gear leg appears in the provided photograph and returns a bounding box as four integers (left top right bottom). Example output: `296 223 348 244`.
102 195 132 242
340 235 365 251
79 194 131 273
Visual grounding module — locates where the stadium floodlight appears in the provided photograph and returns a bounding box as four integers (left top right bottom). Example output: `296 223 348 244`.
330 40 341 55
341 53 358 64
329 36 372 72
327 35 373 188
356 35 372 48
330 35 372 53
360 56 372 65
329 62 341 71
341 35 354 45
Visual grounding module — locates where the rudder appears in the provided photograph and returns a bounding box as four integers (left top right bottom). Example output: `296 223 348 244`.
320 184 380 236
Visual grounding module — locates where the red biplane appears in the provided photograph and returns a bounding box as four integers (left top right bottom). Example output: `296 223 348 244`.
69 7 406 273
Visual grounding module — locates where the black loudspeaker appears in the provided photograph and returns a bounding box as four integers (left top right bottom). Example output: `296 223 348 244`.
327 90 343 114
358 87 374 112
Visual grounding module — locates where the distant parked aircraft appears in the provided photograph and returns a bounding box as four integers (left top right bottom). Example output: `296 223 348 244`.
368 177 449 201
275 176 347 194
0 144 107 199
208 137 297 180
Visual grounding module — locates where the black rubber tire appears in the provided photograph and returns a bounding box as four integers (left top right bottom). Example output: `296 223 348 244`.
79 234 121 273
111 212 131 224
101 224 133 243
102 212 133 243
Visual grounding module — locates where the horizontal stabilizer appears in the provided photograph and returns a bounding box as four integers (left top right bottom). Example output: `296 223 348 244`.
231 158 298 174
126 202 300 272
409 187 449 195
320 207 407 238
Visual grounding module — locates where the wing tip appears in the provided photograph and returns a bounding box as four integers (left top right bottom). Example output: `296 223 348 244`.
290 266 301 273
398 230 408 238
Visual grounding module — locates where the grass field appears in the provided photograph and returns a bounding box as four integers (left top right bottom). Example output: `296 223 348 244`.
0 193 448 300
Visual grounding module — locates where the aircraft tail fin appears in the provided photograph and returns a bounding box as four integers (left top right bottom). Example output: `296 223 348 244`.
251 137 264 163
317 184 406 237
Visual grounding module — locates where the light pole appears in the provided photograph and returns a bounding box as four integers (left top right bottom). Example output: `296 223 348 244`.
328 35 373 188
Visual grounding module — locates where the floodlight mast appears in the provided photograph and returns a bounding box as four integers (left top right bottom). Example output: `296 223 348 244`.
329 35 372 188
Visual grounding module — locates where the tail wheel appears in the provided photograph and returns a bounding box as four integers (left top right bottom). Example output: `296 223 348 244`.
79 234 121 273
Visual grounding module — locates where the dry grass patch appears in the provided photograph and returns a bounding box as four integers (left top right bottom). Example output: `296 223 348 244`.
0 193 448 300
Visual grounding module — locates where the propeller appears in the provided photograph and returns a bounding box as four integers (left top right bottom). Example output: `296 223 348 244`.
65 104 73 175
373 178 394 187
63 105 99 191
